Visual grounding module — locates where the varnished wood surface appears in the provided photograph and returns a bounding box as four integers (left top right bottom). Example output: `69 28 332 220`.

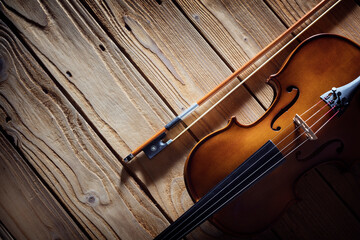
0 0 359 239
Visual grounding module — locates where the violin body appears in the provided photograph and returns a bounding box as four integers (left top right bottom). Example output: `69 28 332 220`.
184 34 360 235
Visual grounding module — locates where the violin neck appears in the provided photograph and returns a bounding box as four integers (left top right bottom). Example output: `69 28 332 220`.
155 140 284 240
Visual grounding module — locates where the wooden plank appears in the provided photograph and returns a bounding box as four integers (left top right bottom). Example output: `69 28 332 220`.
265 0 360 42
82 0 265 131
272 169 360 240
69 2 279 239
2 0 359 239
0 0 225 239
0 18 169 239
0 0 268 239
0 0 204 238
0 132 87 240
173 0 294 108
76 1 317 238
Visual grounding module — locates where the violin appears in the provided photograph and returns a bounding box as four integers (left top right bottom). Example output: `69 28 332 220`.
154 34 360 240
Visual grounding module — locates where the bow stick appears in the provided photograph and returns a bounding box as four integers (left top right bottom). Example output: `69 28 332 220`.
124 0 338 163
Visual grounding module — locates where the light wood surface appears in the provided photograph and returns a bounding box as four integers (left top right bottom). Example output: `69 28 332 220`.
0 132 87 240
0 0 360 239
0 17 168 239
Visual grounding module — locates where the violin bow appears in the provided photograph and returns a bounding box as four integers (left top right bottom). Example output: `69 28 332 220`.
124 0 340 163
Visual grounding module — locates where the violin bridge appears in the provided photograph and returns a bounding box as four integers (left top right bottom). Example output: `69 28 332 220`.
293 114 318 140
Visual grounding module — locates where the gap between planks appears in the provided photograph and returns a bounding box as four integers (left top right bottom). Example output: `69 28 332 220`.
0 7 177 228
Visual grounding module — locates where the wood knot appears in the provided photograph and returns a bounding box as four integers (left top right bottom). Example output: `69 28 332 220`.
6 129 22 148
99 44 106 51
85 191 99 207
193 14 200 22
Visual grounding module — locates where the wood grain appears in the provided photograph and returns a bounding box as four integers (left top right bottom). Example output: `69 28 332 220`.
0 132 87 240
174 0 294 108
1 0 360 239
0 0 266 239
265 0 360 42
1 0 184 216
0 18 169 239
82 0 265 131
0 0 226 239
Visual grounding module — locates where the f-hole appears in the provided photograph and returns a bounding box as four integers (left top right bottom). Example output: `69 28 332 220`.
271 85 300 131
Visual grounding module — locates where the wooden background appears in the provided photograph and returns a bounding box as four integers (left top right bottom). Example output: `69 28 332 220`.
1 0 360 239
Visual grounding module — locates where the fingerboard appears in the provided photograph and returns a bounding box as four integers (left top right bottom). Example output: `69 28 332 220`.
155 140 284 240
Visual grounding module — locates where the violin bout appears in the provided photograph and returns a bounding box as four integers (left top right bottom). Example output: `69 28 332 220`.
185 34 360 235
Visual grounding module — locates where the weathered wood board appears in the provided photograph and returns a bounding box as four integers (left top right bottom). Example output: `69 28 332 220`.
0 132 87 240
0 0 269 238
0 0 360 239
0 17 169 239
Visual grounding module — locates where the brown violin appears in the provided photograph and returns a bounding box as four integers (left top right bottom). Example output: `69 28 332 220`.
155 34 360 240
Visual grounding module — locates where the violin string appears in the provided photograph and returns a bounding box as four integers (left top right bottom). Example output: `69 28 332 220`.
178 107 339 240
274 102 333 150
170 0 342 144
300 99 324 117
315 107 340 134
163 99 335 239
278 105 336 156
167 107 340 240
304 101 330 120
158 1 343 237
276 110 339 162
271 100 326 145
